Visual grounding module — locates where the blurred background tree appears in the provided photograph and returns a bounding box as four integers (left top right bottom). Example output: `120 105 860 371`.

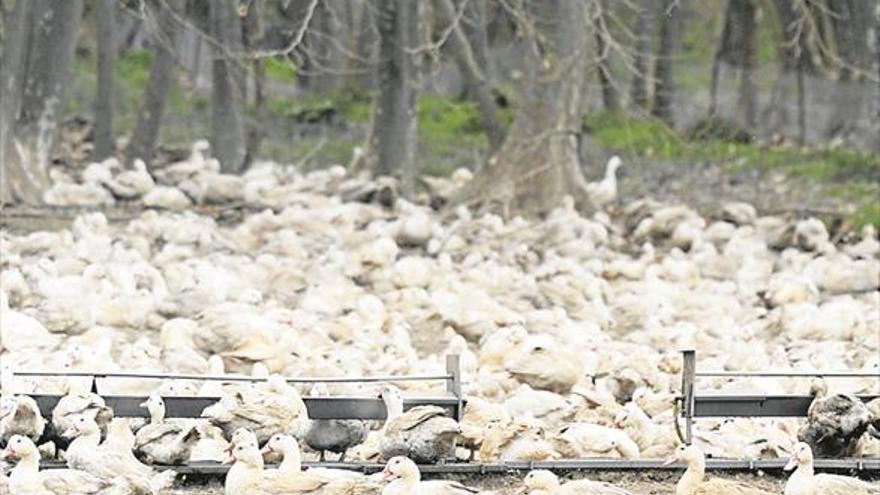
0 0 878 224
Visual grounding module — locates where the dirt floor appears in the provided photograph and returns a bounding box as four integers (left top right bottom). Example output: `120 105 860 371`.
167 470 802 494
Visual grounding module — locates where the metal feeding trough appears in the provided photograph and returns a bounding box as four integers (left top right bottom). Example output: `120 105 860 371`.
10 353 880 475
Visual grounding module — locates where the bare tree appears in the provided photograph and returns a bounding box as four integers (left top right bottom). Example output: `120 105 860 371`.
127 0 184 167
765 0 817 144
1 0 84 204
593 1 620 113
630 0 654 111
823 0 870 140
436 0 505 150
210 0 247 173
652 0 682 126
93 0 116 160
368 0 420 195
452 0 592 216
709 0 757 128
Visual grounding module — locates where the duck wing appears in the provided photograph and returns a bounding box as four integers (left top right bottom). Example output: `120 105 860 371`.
700 478 775 495
40 469 110 495
561 478 635 495
386 406 447 432
134 423 185 450
815 474 880 495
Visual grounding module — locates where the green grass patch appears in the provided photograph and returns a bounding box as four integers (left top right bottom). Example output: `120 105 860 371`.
264 57 297 82
115 50 153 92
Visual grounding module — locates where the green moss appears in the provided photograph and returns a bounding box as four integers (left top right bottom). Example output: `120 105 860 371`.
115 50 153 92
851 201 880 230
265 57 298 82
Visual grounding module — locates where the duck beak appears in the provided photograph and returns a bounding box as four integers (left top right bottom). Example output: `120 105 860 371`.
0 446 13 459
662 455 677 466
139 400 149 408
61 427 78 439
260 445 273 457
382 467 395 481
784 456 797 471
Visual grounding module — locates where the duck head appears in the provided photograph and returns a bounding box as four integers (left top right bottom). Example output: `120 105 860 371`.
139 394 166 423
61 414 100 439
521 470 560 492
382 456 419 482
1 435 37 461
664 444 702 466
785 442 813 471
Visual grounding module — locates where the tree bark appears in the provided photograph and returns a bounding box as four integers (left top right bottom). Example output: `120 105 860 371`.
452 0 591 217
436 0 505 150
651 0 681 126
872 2 880 150
630 0 654 111
823 0 868 139
209 0 247 173
126 0 183 167
243 0 265 168
93 0 116 160
1 0 84 205
594 3 619 113
368 0 420 195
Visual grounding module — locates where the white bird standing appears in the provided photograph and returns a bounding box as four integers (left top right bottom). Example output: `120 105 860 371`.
585 156 623 210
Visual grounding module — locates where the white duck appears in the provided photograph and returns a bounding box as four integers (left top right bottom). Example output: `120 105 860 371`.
62 415 176 495
519 469 634 495
665 444 774 495
784 442 880 495
2 435 113 495
226 433 379 495
0 394 45 444
584 156 623 210
381 456 477 495
378 385 460 463
201 375 309 444
134 394 200 465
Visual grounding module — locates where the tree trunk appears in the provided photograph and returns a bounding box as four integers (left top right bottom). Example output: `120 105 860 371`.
823 0 867 140
243 0 265 167
594 3 619 113
1 0 84 205
368 0 420 195
93 0 116 160
436 0 505 150
210 0 247 173
126 0 183 167
452 0 591 217
764 0 816 139
630 0 654 111
652 0 681 126
737 0 758 128
872 2 879 150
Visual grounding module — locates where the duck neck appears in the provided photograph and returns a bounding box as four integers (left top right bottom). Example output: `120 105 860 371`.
11 452 39 478
150 406 164 425
388 470 419 493
792 461 814 481
384 397 404 424
676 457 705 495
226 460 262 492
278 442 302 473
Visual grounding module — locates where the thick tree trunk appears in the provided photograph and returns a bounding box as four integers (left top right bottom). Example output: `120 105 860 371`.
210 0 247 173
630 0 654 111
710 0 756 127
652 0 681 126
93 0 116 160
126 0 183 166
452 0 591 217
1 0 84 205
368 0 420 195
436 0 505 150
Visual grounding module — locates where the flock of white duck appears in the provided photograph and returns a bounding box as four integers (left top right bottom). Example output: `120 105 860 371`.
1 146 878 494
